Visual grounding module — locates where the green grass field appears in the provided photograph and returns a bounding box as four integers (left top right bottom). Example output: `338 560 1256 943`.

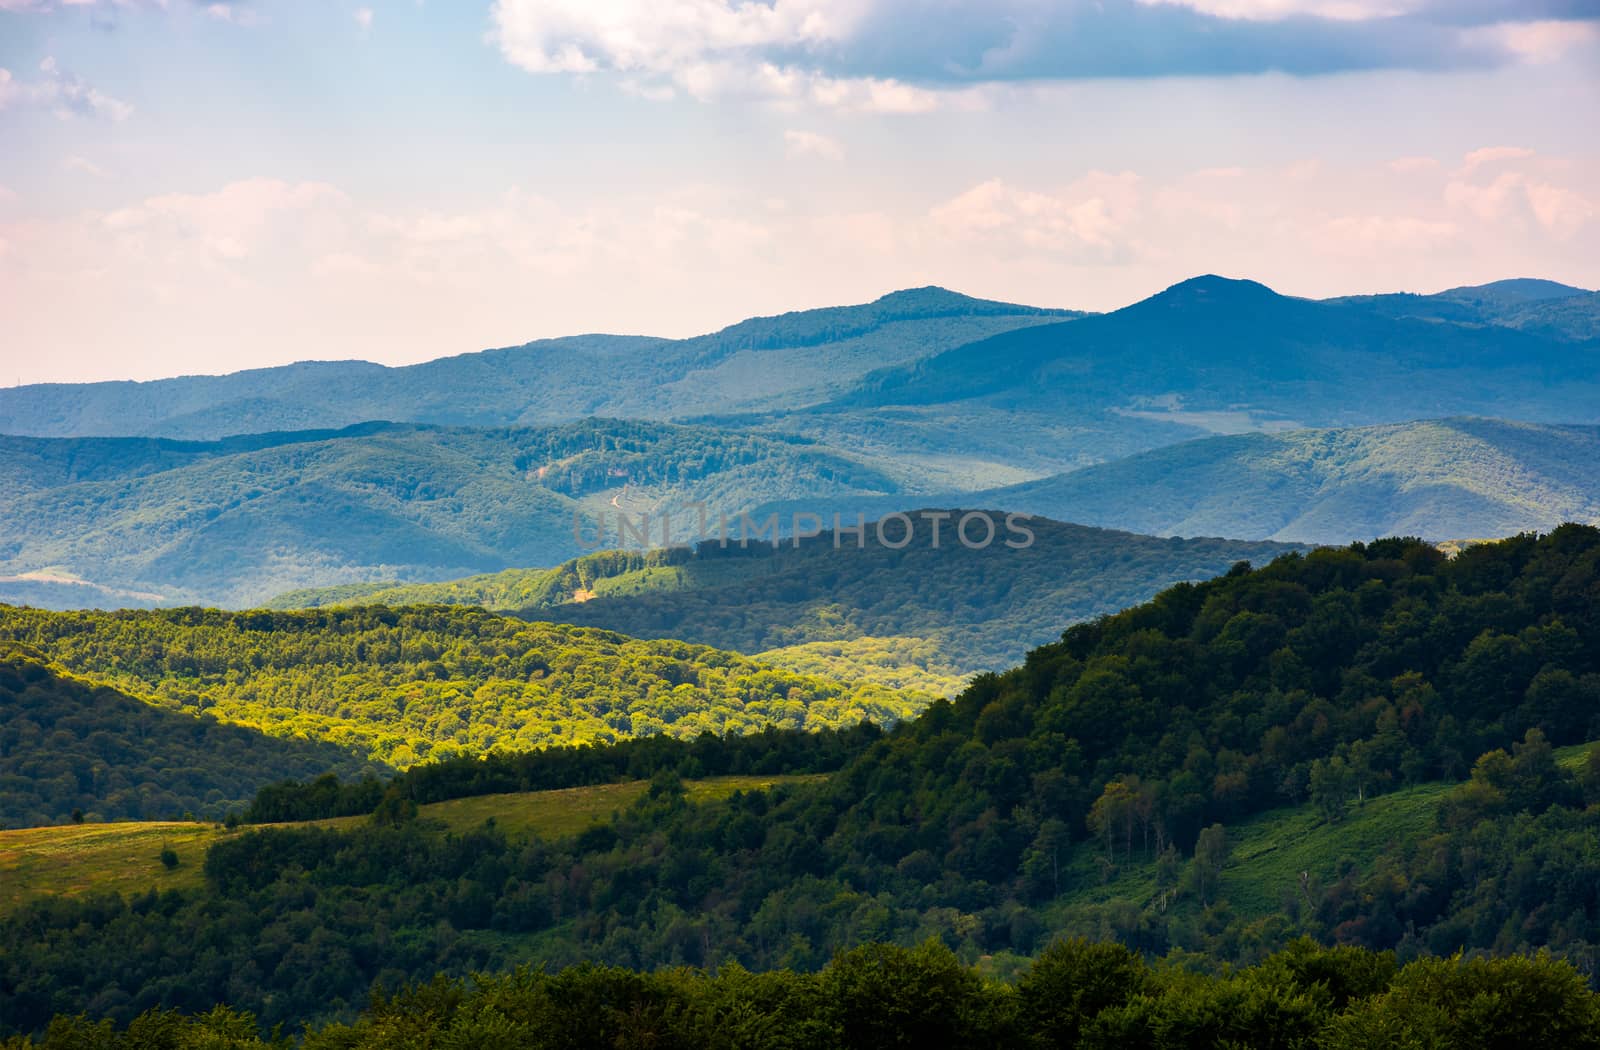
6 743 1591 924
0 821 223 911
0 774 826 914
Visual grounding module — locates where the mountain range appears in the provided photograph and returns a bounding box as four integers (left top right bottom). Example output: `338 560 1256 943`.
3 275 1598 608
0 288 1075 441
0 419 901 607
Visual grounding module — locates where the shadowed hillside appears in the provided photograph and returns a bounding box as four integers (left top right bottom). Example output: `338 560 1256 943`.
976 419 1600 543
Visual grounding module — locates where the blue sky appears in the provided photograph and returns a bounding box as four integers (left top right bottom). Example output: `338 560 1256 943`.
1 0 1597 383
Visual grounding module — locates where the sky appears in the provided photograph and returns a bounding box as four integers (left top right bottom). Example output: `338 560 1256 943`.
0 0 1597 384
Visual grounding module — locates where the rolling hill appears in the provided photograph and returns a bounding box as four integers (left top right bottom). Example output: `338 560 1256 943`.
0 773 825 911
0 419 903 607
0 604 929 768
0 288 1076 440
0 646 373 828
7 528 1600 1036
7 276 1599 613
974 418 1600 543
8 276 1597 492
267 517 1308 691
1333 277 1600 342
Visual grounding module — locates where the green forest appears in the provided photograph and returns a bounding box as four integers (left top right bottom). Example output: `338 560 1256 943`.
5 528 1600 1038
0 605 927 769
270 519 1305 691
8 940 1599 1049
0 419 904 608
0 647 373 826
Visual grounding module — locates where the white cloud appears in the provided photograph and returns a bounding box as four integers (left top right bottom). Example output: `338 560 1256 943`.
783 129 843 161
489 0 955 113
1464 18 1600 63
0 58 133 120
1458 145 1536 174
490 0 859 75
1136 0 1419 18
354 6 373 32
63 155 110 178
204 3 264 26
487 0 1600 109
1440 145 1595 239
5 155 1598 384
620 78 677 102
930 173 1144 260
0 0 171 12
1447 170 1595 238
99 178 347 262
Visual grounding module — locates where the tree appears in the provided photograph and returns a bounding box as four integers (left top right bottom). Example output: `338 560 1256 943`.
1087 779 1138 863
1309 756 1352 823
1192 823 1229 906
1022 819 1071 900
1019 938 1146 1048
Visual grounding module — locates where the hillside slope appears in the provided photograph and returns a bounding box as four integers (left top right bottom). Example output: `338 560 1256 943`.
0 647 372 827
266 517 1306 687
977 418 1600 543
1333 278 1600 342
0 605 929 767
7 528 1600 1033
0 288 1075 440
836 276 1600 433
0 419 901 607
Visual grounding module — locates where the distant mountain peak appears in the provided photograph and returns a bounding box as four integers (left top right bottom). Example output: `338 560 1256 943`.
867 285 1074 317
1437 278 1590 303
870 285 972 306
1136 274 1284 310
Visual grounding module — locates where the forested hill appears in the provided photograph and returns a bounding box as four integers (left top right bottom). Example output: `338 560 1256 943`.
0 646 373 827
835 276 1600 427
0 418 901 608
0 605 929 768
1333 278 1600 342
269 518 1308 692
0 288 1075 440
6 528 1600 1034
976 418 1600 543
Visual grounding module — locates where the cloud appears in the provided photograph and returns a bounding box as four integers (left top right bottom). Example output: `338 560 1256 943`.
6 155 1600 384
1141 1 1600 22
930 173 1144 260
204 3 264 26
1478 18 1600 61
63 155 111 178
11 148 1600 364
784 129 844 161
353 6 372 32
489 0 1600 109
0 58 133 120
1446 170 1595 239
0 0 172 13
1459 145 1537 173
99 178 348 262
